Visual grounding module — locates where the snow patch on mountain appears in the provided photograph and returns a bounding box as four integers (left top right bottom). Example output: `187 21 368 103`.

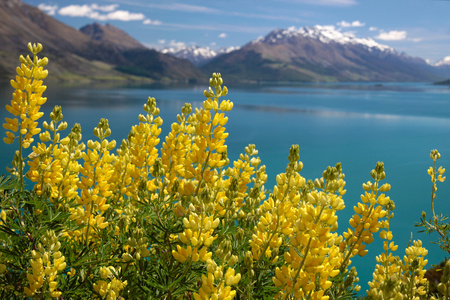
161 45 239 66
434 56 450 67
217 46 240 55
252 25 394 53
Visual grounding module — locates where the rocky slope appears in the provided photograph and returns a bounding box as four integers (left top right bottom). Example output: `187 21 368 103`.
201 26 440 82
0 0 203 82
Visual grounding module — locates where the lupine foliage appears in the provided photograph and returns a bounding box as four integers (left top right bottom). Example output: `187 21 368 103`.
0 44 448 299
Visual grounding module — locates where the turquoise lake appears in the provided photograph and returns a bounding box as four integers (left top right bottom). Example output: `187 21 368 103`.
1 81 450 293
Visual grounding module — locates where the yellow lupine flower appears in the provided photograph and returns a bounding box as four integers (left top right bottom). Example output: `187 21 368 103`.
340 162 391 274
4 43 47 149
111 97 162 203
400 240 429 298
94 266 127 299
271 158 346 299
24 230 66 298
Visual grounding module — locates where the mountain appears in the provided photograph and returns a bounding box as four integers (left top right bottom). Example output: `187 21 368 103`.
0 0 96 80
80 23 146 51
431 56 450 79
434 56 450 67
161 45 240 66
78 22 203 81
202 26 441 82
0 0 203 82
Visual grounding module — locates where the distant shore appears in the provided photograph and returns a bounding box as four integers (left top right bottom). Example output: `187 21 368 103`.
434 79 450 85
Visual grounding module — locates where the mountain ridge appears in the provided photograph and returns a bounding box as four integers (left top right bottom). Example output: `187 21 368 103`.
80 22 147 51
201 25 441 82
0 0 204 82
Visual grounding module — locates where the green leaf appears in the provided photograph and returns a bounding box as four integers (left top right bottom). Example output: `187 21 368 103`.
0 225 20 237
0 174 20 191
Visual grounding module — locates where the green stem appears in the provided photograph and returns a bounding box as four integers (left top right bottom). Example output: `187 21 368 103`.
431 159 437 219
429 159 450 254
18 131 24 191
193 110 216 197
84 202 94 248
57 140 76 200
283 237 312 300
19 55 38 191
340 204 374 273
255 173 295 266
340 182 379 273
381 207 393 294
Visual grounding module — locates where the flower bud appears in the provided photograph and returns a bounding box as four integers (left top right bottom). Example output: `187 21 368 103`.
39 131 51 142
107 140 116 150
222 86 228 96
204 87 214 98
38 57 48 67
57 122 68 131
27 42 33 53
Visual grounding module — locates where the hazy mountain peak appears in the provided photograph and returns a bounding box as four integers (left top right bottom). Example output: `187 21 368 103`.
252 25 394 53
217 46 240 54
80 22 146 51
163 45 217 58
434 56 450 67
162 45 239 66
0 0 23 8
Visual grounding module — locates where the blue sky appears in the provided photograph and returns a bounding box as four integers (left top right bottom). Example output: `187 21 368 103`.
23 0 450 63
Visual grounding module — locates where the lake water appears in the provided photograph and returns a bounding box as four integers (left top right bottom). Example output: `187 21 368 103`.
1 80 450 293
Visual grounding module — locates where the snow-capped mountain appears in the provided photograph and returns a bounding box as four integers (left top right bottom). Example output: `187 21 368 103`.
434 56 450 67
161 45 239 66
430 56 450 79
252 25 394 53
201 25 439 82
217 46 240 55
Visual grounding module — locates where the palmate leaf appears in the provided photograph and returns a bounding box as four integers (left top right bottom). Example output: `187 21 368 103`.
0 247 21 258
0 223 17 234
0 174 20 191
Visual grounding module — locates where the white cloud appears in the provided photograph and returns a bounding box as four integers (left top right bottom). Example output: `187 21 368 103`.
143 3 218 13
337 21 350 27
292 0 356 6
92 4 118 12
375 30 407 41
169 40 186 48
352 21 365 27
38 4 58 15
59 5 93 17
143 18 161 25
337 20 365 27
105 10 145 21
218 33 227 38
369 26 377 31
158 39 166 44
210 42 216 46
58 4 145 21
